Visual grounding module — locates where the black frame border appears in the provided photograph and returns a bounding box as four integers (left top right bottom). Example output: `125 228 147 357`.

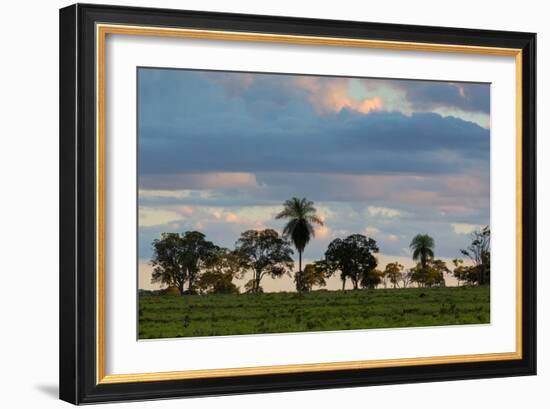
59 3 536 404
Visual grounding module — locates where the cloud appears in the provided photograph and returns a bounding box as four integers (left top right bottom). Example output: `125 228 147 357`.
364 226 380 236
138 69 489 179
451 223 484 234
175 205 194 215
224 213 240 223
136 68 490 269
205 71 255 96
315 225 332 239
140 172 257 190
138 208 183 227
139 111 488 178
139 189 193 199
292 76 383 114
401 81 490 114
368 206 402 218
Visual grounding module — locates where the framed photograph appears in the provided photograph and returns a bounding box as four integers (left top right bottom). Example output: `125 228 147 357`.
59 3 536 404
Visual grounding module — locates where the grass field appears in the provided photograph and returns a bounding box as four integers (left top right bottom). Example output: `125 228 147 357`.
138 286 490 339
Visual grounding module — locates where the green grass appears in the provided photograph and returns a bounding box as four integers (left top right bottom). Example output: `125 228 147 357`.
138 286 489 339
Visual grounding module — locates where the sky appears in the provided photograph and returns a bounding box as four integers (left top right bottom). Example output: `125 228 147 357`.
137 68 490 291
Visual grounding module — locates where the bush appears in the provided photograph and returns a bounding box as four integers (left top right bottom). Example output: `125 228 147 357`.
164 286 181 296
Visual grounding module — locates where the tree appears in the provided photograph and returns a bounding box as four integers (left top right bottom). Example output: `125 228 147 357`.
150 231 217 295
198 248 247 294
409 234 435 269
460 226 490 285
325 234 379 290
384 262 404 288
243 279 262 293
360 267 382 289
296 260 329 292
235 229 294 293
379 268 388 288
275 198 324 285
151 233 187 294
179 231 218 294
428 259 450 287
400 270 413 288
410 259 449 287
452 258 468 287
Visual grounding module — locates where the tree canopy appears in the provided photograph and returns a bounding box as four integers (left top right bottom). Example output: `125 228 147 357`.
151 231 218 294
325 234 379 290
235 229 294 293
384 262 405 288
198 248 247 294
275 198 323 291
410 259 449 287
149 219 489 294
460 226 490 285
295 260 329 292
409 234 435 268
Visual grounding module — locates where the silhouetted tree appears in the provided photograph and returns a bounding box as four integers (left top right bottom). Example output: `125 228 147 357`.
275 198 323 288
235 229 294 293
198 248 247 294
296 260 329 292
400 270 413 288
360 267 382 289
410 234 435 269
325 234 379 290
384 262 405 288
151 231 217 294
410 259 449 287
180 231 218 294
452 258 468 287
151 233 187 294
460 226 490 285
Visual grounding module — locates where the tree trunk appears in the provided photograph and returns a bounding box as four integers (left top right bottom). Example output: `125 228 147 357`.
299 250 302 273
342 277 346 291
254 270 261 293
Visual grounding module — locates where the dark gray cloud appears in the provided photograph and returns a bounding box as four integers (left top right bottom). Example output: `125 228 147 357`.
384 80 490 114
138 69 489 182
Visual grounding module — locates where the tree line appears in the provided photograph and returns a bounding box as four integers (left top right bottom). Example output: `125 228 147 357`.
149 197 490 295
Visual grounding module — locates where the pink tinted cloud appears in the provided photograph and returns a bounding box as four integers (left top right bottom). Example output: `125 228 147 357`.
141 172 257 190
292 77 383 115
205 73 384 115
315 225 332 239
224 213 241 223
174 205 194 216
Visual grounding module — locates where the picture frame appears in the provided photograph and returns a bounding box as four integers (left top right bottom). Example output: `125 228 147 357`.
59 3 536 404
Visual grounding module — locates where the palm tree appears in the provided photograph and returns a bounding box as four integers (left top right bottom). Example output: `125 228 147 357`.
409 234 435 268
275 197 324 276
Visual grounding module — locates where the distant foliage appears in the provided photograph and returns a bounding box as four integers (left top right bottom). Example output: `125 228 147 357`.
409 234 435 269
384 262 405 288
197 249 246 294
295 261 329 292
151 231 218 295
275 197 323 291
409 259 449 288
460 226 491 285
325 234 379 290
235 229 294 293
148 213 490 296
